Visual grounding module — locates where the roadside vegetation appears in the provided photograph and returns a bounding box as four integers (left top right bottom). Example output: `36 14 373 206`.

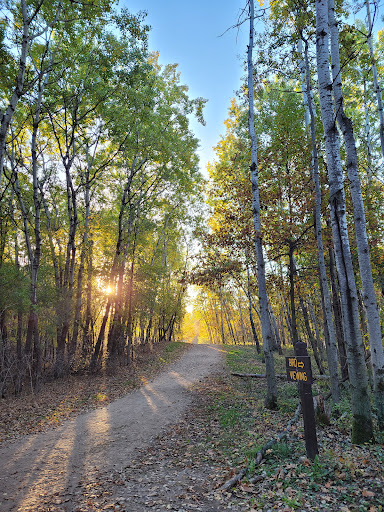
143 344 383 512
0 340 189 443
201 345 384 511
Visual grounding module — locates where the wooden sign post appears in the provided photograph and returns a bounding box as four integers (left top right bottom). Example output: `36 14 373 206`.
286 342 318 461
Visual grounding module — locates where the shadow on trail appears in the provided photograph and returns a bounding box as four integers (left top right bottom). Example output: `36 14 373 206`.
0 344 224 511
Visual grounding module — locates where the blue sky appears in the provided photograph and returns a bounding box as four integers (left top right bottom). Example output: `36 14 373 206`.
122 1 384 174
122 0 250 173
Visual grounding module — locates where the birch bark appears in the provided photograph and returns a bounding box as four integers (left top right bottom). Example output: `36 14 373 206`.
300 34 340 402
0 0 62 185
0 0 30 186
315 0 373 442
365 0 384 159
328 0 384 429
247 0 277 409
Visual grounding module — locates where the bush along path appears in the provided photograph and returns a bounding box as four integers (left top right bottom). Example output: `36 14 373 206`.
1 344 384 511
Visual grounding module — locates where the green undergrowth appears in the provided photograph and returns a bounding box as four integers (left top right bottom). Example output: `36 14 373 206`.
198 344 384 511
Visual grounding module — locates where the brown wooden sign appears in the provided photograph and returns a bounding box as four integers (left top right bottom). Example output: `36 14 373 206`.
286 356 312 383
288 344 318 461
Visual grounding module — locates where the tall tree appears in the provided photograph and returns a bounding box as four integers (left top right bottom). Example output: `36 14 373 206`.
300 34 340 403
365 0 384 158
247 0 277 409
328 0 384 429
315 0 373 443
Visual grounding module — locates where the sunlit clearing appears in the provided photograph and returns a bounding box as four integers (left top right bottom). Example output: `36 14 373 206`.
186 303 194 314
105 285 112 295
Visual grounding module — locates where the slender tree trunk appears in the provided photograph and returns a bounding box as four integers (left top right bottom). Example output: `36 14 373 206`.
11 195 23 392
17 50 51 386
90 300 111 371
55 151 78 377
247 0 277 409
279 313 286 347
315 0 373 443
363 78 373 179
289 243 299 346
328 247 349 380
301 34 340 401
238 298 246 344
224 299 237 344
212 297 221 343
103 177 133 361
203 309 214 344
308 298 325 360
219 284 225 344
126 257 135 364
282 293 293 341
70 182 91 362
269 301 282 354
82 245 94 357
365 0 384 158
0 0 29 186
299 295 324 374
328 0 384 428
246 261 261 352
0 1 62 184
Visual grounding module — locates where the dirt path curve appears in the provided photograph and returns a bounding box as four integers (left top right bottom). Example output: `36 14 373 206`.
0 344 225 511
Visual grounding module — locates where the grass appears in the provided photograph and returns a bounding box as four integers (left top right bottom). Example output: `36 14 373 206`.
189 343 384 511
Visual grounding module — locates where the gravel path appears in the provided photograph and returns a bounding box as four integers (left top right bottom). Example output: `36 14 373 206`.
0 344 225 511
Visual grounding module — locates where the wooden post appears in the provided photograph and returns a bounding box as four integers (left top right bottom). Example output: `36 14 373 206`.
295 341 319 460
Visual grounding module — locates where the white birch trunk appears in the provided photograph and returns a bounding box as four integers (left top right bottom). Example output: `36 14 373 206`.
300 34 340 402
315 0 373 443
247 0 277 409
297 39 311 127
0 0 62 185
363 78 373 180
366 0 384 159
0 0 29 186
328 0 384 428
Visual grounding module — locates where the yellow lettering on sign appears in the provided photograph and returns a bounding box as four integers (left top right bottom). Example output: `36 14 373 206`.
288 370 308 382
289 358 297 367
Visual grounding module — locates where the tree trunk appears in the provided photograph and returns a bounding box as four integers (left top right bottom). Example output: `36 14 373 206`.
363 78 373 178
308 298 325 361
126 258 135 365
289 243 299 346
82 245 94 358
299 295 324 375
315 0 373 443
301 34 340 402
247 0 277 409
0 0 29 185
328 0 384 429
246 261 261 352
328 247 349 380
90 300 111 371
365 0 384 158
269 301 282 354
0 1 62 184
219 284 225 344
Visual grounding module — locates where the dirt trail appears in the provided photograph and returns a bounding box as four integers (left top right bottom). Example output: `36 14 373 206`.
0 344 225 511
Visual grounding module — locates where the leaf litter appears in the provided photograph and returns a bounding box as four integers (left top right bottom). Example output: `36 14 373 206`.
1 344 383 511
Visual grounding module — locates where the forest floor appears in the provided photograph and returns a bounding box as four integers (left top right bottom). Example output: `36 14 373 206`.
0 343 384 512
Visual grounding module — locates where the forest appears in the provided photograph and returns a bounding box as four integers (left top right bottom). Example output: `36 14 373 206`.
0 0 206 391
0 0 384 449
